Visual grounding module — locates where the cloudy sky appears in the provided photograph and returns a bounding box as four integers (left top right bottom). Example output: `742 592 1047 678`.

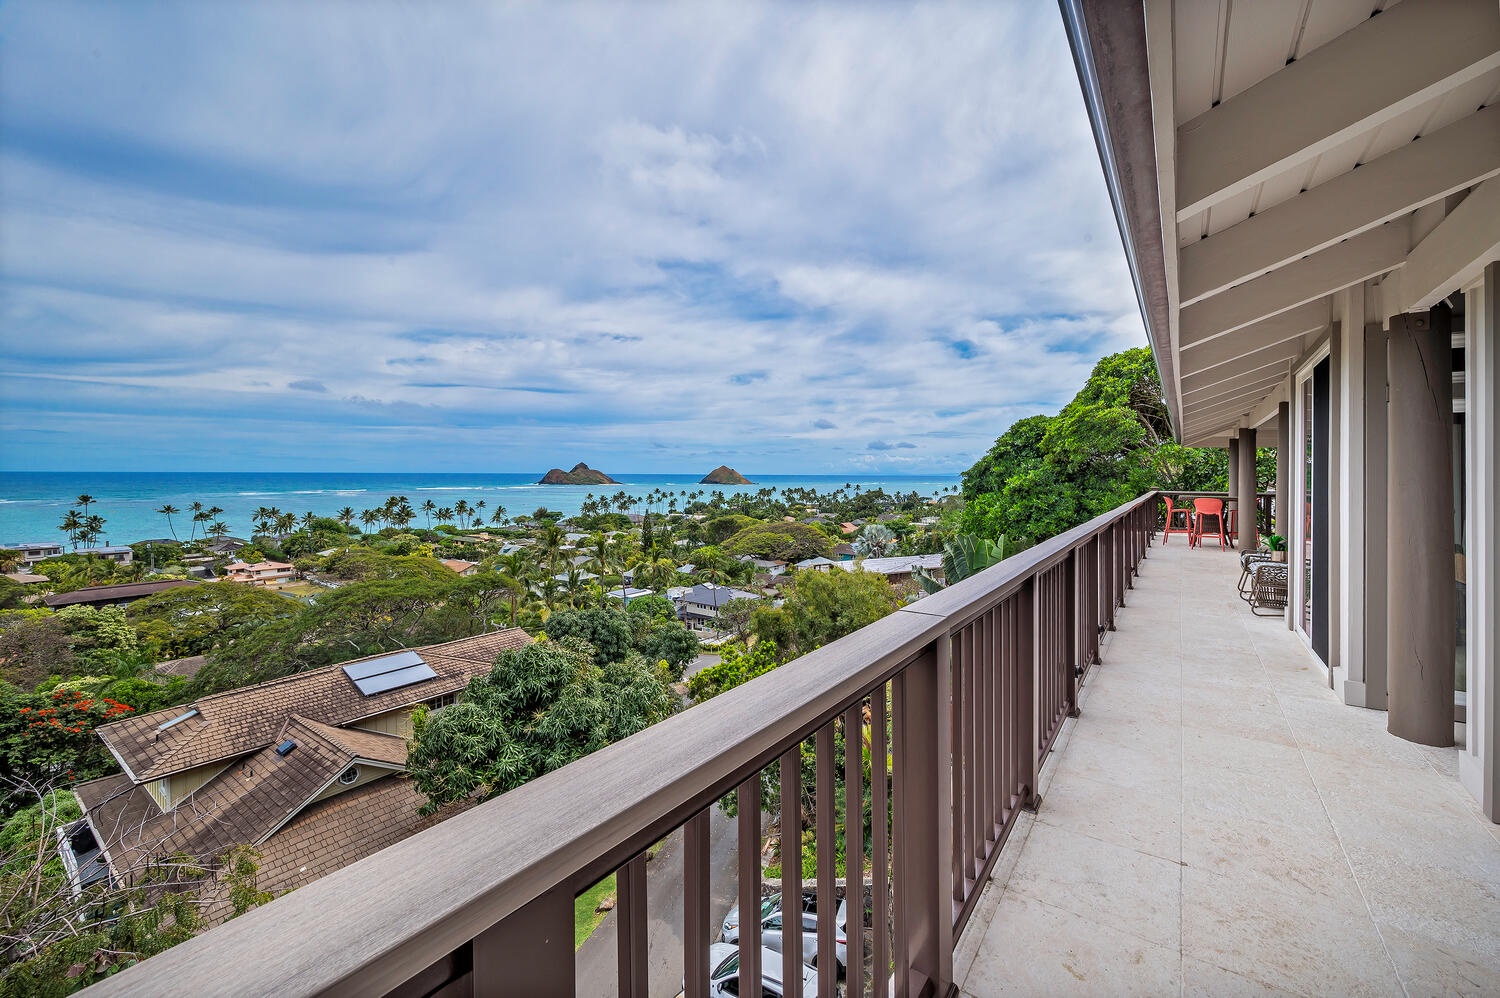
0 1 1143 475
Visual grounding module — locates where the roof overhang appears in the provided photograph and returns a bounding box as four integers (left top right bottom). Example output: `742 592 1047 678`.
1062 0 1500 445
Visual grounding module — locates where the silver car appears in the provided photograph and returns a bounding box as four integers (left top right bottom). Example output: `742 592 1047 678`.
705 942 820 998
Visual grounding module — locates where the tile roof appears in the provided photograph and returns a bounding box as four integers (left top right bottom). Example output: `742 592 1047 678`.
96 629 530 783
76 715 409 883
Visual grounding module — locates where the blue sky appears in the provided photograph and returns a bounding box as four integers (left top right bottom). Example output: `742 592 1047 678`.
0 1 1143 474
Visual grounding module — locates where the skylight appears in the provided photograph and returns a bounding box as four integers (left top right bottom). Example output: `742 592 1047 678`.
342 651 438 696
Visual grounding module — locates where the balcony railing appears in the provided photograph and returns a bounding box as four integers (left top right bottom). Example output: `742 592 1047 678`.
85 491 1159 998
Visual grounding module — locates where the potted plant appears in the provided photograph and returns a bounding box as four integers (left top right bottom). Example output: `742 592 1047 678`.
1264 534 1287 562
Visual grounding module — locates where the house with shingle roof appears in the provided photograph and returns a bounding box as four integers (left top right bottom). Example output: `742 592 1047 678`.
66 628 529 924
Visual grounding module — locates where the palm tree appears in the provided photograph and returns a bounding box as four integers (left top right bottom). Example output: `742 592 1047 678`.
58 509 83 550
538 524 565 575
436 506 455 525
188 501 205 541
421 500 437 529
75 495 95 517
473 500 486 527
490 506 507 526
191 509 213 543
81 514 106 549
337 507 356 530
157 504 181 541
454 500 472 530
208 521 230 541
359 509 380 534
301 511 317 532
275 512 297 537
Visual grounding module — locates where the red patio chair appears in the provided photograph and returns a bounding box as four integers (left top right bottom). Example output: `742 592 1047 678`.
1192 497 1228 550
1162 495 1193 543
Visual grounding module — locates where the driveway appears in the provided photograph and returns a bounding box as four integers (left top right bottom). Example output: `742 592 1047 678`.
575 805 739 997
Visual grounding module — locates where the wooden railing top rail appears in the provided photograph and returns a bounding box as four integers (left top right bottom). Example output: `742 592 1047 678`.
84 489 1161 998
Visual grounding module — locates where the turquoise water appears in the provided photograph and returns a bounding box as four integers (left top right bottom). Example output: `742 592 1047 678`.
0 472 962 546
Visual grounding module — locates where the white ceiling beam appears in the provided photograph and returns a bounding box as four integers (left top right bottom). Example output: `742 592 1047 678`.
1179 301 1328 374
1180 222 1407 347
1182 356 1293 397
1181 335 1305 389
1179 105 1500 305
1181 376 1287 416
1402 178 1500 311
1175 0 1500 220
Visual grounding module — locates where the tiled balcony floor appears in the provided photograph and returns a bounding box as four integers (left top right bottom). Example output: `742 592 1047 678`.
954 536 1500 997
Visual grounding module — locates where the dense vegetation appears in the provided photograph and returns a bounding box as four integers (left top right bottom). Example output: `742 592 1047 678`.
0 345 1265 985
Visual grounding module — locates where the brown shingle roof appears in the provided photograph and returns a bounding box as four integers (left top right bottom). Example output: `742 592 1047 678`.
43 580 197 608
96 629 529 782
77 715 409 884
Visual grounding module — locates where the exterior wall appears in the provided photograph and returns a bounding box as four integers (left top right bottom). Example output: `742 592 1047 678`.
309 763 399 804
351 707 417 739
145 762 230 812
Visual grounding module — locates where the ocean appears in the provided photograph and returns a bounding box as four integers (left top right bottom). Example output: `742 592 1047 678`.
0 472 963 547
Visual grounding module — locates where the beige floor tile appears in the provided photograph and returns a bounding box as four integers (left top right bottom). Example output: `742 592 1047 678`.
1343 842 1500 959
1181 805 1362 907
1006 823 1182 948
1181 868 1402 998
1375 920 1500 998
1182 956 1308 997
1181 725 1306 775
1035 771 1181 863
1051 732 1181 799
961 892 1181 997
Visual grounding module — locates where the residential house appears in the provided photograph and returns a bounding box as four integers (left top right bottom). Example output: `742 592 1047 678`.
793 556 837 572
675 582 758 630
204 537 249 557
1 541 64 565
832 543 857 562
605 587 654 606
836 553 944 585
222 561 296 586
89 545 135 565
441 559 478 577
66 629 530 925
43 579 197 610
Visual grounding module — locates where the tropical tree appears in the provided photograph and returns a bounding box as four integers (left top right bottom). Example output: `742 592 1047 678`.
337 507 356 530
454 500 471 530
156 504 181 541
421 500 437 529
359 509 380 534
57 510 83 551
490 506 508 526
856 523 897 557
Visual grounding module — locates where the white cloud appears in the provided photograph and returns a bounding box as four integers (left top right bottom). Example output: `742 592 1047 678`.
0 0 1143 473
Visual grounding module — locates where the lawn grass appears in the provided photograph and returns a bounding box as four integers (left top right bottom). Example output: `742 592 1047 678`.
574 873 616 949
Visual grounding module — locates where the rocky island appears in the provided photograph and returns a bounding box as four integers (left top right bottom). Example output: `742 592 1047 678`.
700 465 752 485
538 462 620 485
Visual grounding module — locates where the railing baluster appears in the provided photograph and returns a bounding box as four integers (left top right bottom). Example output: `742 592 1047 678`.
872 685 890 998
617 853 648 998
472 885 573 996
963 630 979 887
738 776 762 998
949 647 964 907
845 702 866 998
816 723 838 998
780 746 803 998
685 811 711 998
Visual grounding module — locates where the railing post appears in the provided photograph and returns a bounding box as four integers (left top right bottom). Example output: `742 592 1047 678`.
617 854 649 998
892 640 953 998
472 884 574 997
1025 576 1042 812
1067 547 1081 717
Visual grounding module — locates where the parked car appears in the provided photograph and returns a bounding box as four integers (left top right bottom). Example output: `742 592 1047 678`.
720 889 818 943
705 943 820 998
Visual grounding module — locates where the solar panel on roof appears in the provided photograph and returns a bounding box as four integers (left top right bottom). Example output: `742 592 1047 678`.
342 651 438 696
353 664 438 696
342 650 425 681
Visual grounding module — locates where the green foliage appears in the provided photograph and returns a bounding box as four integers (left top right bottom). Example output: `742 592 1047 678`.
753 569 898 660
544 608 632 664
702 514 759 545
127 582 297 660
546 605 698 681
221 845 273 919
686 641 780 701
52 607 137 672
407 640 676 813
961 347 1226 544
721 522 833 562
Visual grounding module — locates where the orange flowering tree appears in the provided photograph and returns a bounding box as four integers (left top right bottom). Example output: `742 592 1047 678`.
0 687 133 812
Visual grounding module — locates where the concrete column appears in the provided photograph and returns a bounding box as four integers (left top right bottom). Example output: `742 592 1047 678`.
1352 320 1389 709
1227 436 1240 496
1460 264 1499 820
1236 427 1257 548
1387 305 1456 746
1275 400 1291 537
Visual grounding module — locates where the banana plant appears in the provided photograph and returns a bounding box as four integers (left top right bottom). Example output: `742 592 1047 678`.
915 534 1013 594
